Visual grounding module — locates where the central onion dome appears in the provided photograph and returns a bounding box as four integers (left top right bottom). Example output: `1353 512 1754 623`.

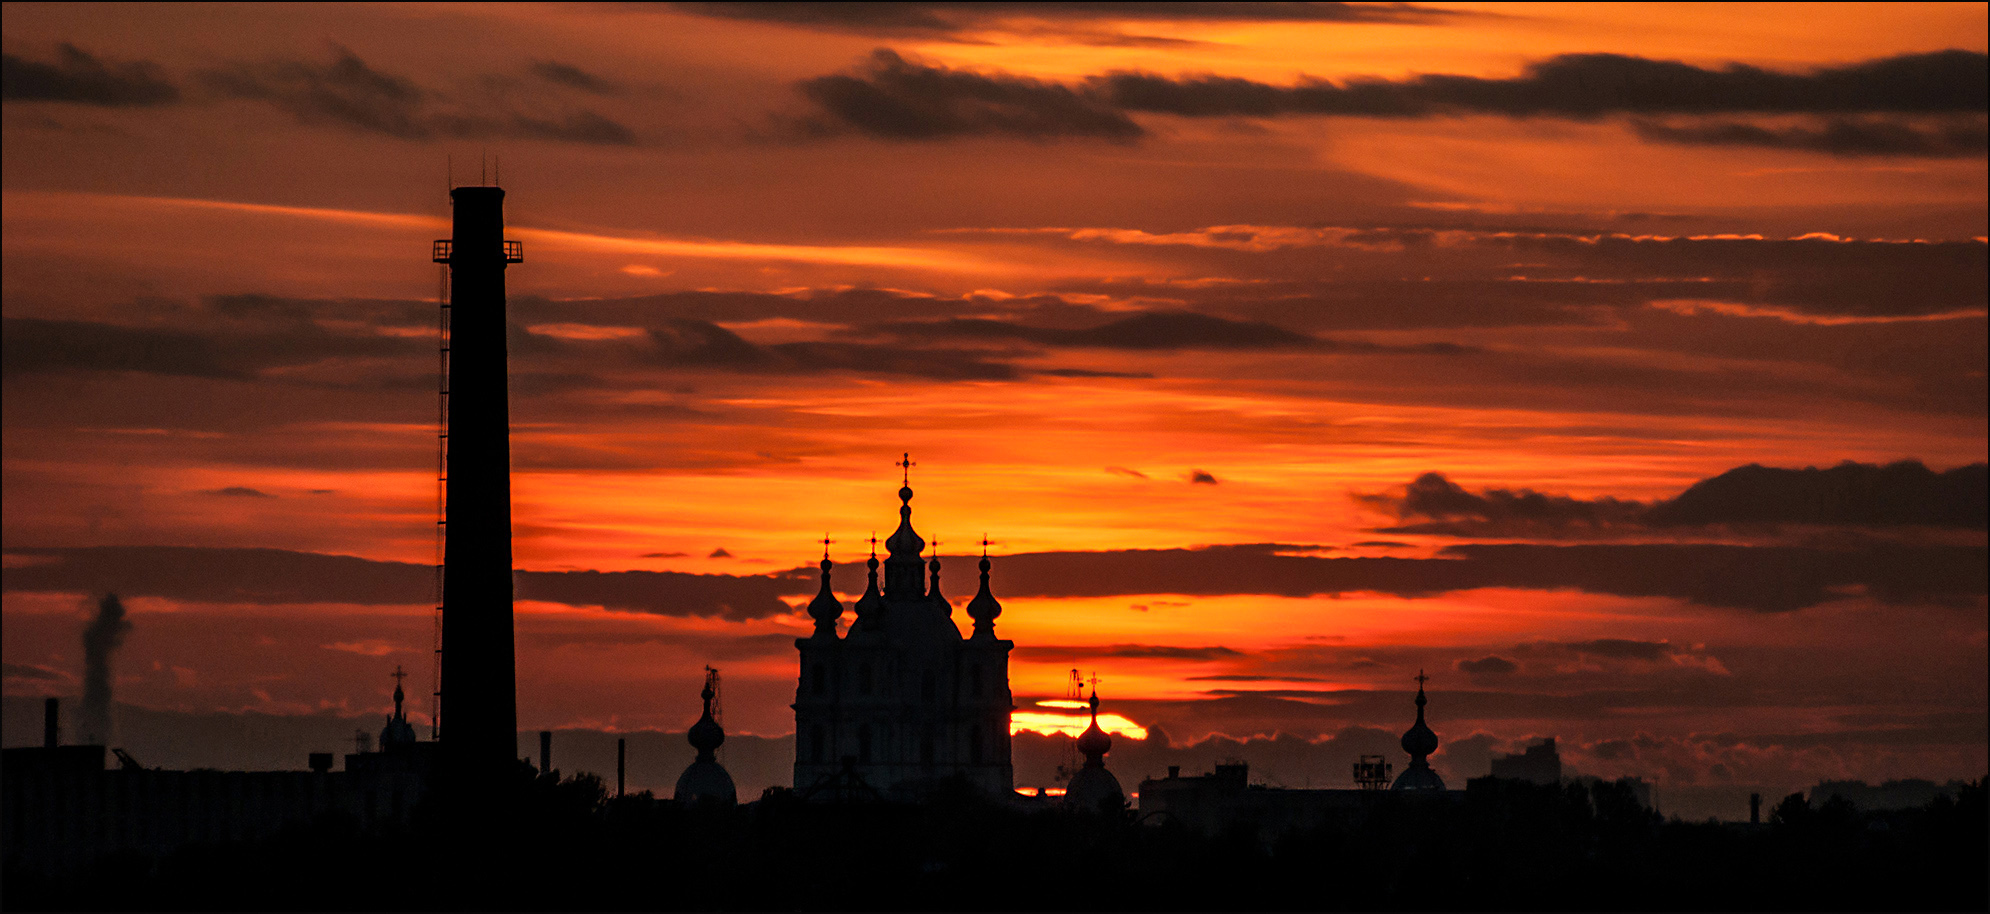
885 484 925 559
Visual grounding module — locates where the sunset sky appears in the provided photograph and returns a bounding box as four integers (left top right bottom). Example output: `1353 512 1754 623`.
3 2 1985 805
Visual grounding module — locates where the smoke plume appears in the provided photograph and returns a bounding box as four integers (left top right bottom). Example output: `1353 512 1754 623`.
80 592 132 744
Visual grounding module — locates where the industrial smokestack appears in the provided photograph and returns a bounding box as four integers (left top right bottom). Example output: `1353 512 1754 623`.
435 185 522 798
80 593 131 744
539 730 552 774
617 737 626 798
44 697 59 749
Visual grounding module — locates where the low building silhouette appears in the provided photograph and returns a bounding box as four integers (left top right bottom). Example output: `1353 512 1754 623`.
2 689 434 876
1137 678 1464 836
1489 738 1562 785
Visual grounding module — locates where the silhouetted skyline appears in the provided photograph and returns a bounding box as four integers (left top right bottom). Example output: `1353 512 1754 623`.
3 2 1985 829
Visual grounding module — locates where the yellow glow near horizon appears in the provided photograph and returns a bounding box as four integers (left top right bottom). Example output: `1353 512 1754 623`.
1011 710 1149 740
1036 699 1090 709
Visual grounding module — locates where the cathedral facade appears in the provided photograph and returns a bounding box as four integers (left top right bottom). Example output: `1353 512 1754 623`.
793 470 1015 798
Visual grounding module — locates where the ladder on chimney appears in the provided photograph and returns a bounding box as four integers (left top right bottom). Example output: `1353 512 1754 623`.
432 255 450 741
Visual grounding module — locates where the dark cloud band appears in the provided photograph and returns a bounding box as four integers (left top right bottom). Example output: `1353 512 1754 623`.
1 43 179 106
794 49 1988 152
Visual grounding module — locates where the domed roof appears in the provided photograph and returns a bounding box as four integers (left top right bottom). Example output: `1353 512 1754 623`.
677 671 736 805
674 758 737 806
380 666 418 748
380 716 418 748
1391 762 1446 791
688 680 725 754
852 545 884 630
884 483 924 560
1401 716 1438 759
966 543 1003 636
1064 765 1124 812
1392 670 1447 791
928 552 950 613
1065 689 1124 812
806 550 843 636
1076 692 1113 760
1400 675 1439 758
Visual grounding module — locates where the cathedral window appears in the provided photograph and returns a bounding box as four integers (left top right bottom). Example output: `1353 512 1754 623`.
921 671 936 702
811 663 826 695
858 724 872 763
969 725 983 763
859 662 873 695
970 665 983 697
920 733 935 764
810 725 825 763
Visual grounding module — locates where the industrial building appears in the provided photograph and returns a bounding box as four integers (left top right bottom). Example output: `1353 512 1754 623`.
1 180 520 873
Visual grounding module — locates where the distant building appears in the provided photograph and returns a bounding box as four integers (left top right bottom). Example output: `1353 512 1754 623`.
675 668 737 806
3 689 432 876
1810 779 1965 811
1138 675 1465 836
1489 738 1562 785
1061 688 1124 812
793 461 1015 800
379 665 419 749
1138 761 1424 838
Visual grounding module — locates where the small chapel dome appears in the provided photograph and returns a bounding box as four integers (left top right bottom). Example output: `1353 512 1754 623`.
676 669 737 806
1064 689 1124 813
379 666 418 749
1391 671 1447 792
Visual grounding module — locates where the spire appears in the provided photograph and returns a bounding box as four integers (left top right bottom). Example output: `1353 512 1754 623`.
966 535 1003 638
853 533 884 629
380 664 417 749
688 667 724 759
807 534 843 638
928 538 949 610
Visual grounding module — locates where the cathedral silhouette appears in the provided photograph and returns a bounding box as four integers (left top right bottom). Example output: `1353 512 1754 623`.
793 457 1016 799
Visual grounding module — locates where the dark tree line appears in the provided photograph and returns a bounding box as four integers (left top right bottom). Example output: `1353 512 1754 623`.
6 766 1984 911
